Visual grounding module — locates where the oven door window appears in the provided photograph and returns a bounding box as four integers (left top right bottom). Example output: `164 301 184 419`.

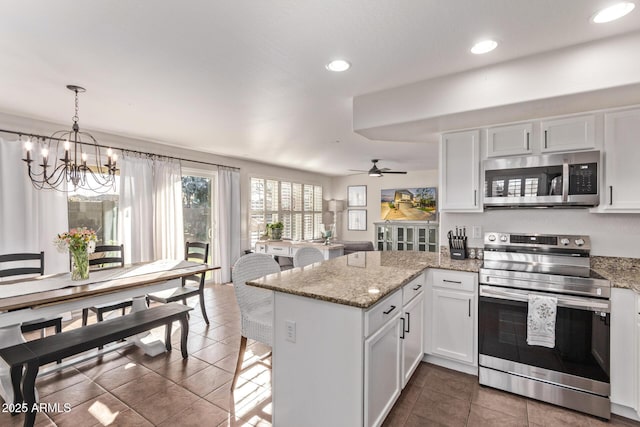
479 296 609 383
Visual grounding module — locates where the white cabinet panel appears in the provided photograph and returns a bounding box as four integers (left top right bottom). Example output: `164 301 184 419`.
440 130 481 212
600 109 640 211
611 288 637 409
487 123 532 157
541 115 595 153
364 314 402 427
431 288 474 364
402 291 424 387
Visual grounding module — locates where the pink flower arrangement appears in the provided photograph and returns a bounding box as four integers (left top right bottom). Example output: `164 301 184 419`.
54 227 97 254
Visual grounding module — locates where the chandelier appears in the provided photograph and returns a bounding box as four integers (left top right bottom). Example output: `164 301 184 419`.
22 85 117 192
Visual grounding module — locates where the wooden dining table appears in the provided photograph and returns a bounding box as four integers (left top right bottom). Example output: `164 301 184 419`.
0 259 219 405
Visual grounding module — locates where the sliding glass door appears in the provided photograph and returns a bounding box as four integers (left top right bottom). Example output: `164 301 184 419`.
182 168 216 276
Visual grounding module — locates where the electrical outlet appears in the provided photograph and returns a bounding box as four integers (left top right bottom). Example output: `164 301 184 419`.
472 226 482 239
285 320 296 343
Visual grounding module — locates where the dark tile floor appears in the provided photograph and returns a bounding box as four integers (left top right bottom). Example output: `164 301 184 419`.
1 283 639 426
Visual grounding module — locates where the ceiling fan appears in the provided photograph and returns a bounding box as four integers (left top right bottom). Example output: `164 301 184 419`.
349 159 408 177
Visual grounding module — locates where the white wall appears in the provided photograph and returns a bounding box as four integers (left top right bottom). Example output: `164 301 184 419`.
0 111 332 252
330 170 438 242
442 211 640 258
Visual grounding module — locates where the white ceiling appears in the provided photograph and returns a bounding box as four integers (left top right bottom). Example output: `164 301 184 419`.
1 1 639 176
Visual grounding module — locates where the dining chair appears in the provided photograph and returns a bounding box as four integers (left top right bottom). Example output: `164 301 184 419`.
81 244 128 326
231 253 280 389
293 247 325 268
0 252 63 338
147 242 211 324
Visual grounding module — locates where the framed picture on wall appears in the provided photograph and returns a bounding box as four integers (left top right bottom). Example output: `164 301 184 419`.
348 185 367 207
348 209 367 231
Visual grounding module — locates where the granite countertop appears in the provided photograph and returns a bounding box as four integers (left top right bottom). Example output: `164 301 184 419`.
591 256 640 293
247 251 481 309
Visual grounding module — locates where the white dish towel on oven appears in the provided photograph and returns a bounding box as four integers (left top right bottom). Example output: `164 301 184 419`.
527 294 558 348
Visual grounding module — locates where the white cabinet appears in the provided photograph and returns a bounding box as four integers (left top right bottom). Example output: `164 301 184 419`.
611 288 638 411
425 269 477 367
598 109 640 212
540 115 595 153
374 222 438 252
364 304 402 427
637 294 640 419
401 286 424 387
486 123 533 157
440 130 481 212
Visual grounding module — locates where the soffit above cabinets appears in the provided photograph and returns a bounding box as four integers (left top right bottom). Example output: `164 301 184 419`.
354 32 640 143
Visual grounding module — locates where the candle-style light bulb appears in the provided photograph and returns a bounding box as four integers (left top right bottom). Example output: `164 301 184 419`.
81 152 88 166
107 148 113 158
112 153 118 162
41 147 49 167
64 140 70 151
24 138 32 162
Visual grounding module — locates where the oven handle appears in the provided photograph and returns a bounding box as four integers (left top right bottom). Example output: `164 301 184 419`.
480 285 610 313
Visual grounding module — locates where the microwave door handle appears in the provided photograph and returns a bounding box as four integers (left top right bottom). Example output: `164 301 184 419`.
480 285 610 312
562 161 569 202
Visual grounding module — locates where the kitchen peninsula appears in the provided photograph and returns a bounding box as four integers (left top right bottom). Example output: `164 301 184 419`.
247 251 479 427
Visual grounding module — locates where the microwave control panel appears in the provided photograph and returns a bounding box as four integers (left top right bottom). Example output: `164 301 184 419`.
569 162 597 195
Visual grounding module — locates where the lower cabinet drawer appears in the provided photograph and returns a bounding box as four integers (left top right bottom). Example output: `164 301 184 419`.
267 245 290 256
432 270 476 292
402 275 424 306
364 290 402 338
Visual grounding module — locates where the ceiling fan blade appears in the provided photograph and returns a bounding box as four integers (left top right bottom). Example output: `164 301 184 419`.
382 171 408 174
348 169 369 173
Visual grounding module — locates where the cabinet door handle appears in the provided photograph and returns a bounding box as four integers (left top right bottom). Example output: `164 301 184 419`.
474 190 477 206
526 132 530 151
405 312 411 333
383 305 396 315
609 186 613 205
544 130 548 149
468 299 471 317
443 279 462 284
412 284 422 291
400 317 405 339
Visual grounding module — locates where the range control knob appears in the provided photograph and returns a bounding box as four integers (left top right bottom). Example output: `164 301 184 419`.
560 238 570 246
487 234 496 242
500 234 508 242
575 238 585 247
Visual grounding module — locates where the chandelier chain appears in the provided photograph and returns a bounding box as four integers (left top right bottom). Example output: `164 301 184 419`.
72 89 80 124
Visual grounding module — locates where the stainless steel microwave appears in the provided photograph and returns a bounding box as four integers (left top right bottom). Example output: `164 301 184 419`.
483 150 600 208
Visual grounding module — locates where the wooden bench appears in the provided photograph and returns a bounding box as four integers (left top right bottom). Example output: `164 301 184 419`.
0 303 192 427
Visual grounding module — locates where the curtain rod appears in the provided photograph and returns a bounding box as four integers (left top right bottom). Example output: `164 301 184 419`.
0 127 240 171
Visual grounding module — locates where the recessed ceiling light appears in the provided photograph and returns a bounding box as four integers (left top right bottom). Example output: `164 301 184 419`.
471 40 498 55
592 2 635 23
326 59 351 72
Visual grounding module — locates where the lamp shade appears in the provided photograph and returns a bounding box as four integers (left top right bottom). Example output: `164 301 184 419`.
328 199 345 212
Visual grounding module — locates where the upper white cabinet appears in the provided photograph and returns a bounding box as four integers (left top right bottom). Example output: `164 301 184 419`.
598 108 640 212
486 123 533 157
440 130 481 212
540 115 595 153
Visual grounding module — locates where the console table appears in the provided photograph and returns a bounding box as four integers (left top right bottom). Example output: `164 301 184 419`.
254 240 344 260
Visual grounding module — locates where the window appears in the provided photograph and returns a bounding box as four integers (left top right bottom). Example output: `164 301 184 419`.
67 175 120 245
250 177 323 247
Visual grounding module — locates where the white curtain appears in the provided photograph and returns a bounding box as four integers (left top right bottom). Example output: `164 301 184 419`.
153 159 184 260
0 138 69 275
118 155 154 264
217 167 241 283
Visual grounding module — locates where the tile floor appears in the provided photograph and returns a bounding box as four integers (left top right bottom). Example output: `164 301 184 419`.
0 282 638 426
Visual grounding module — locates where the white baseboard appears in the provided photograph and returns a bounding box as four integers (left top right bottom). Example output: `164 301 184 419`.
422 354 478 376
611 403 640 422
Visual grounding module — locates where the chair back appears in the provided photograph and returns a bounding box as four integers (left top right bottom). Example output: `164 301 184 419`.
89 245 125 270
232 253 280 324
293 247 324 268
184 241 210 286
0 252 45 279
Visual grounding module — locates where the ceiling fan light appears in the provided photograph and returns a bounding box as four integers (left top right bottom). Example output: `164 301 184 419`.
368 171 382 177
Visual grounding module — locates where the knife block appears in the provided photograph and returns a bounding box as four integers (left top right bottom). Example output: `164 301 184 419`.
448 238 468 260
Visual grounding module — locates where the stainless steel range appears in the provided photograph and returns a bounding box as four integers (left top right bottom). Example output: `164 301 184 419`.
478 232 611 419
